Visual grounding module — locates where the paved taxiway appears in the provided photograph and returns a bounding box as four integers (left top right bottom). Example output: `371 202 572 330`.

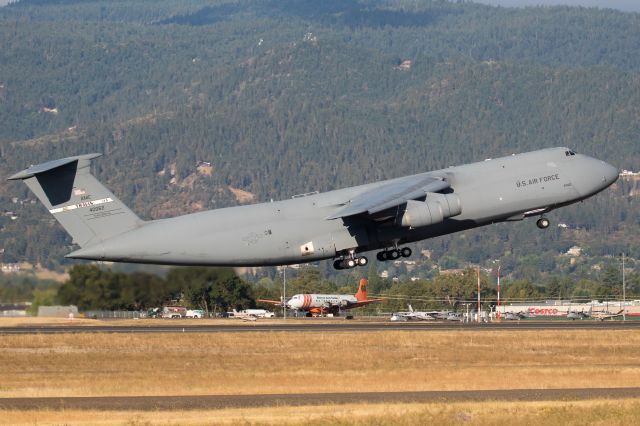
1 388 639 410
1 320 640 334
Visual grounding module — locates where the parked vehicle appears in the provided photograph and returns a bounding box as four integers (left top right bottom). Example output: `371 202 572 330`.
162 306 186 319
185 309 205 318
146 307 161 318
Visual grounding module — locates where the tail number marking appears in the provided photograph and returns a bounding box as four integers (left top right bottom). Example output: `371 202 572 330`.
49 198 114 214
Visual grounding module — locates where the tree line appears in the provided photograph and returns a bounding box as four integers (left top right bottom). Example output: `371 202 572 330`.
3 263 635 314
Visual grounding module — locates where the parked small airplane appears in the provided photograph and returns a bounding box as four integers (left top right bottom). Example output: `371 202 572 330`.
258 279 383 316
390 305 441 321
566 307 592 320
501 311 525 321
8 148 618 269
591 309 624 321
445 312 463 322
229 308 275 320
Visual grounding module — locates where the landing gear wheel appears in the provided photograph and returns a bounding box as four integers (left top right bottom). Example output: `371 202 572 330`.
400 247 412 258
334 256 368 269
376 251 387 262
388 249 400 260
536 217 550 229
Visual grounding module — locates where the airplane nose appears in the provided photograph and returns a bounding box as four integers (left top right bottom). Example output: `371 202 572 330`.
602 162 619 185
589 158 619 193
570 156 619 197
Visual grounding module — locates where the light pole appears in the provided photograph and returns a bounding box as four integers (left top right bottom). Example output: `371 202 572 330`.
283 266 287 319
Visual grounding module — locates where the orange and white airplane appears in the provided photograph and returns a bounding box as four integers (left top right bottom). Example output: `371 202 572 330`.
258 279 383 316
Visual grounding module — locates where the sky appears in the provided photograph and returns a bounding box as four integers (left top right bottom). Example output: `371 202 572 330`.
472 0 640 12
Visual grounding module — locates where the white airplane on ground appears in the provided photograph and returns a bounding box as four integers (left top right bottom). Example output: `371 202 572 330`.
229 309 274 321
591 309 624 321
259 279 383 316
390 305 449 321
566 307 592 320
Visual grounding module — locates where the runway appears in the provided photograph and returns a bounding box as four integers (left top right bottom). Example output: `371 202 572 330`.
1 388 639 410
2 320 640 334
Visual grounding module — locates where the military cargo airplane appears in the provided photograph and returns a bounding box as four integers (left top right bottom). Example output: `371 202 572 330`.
258 278 383 316
8 147 618 269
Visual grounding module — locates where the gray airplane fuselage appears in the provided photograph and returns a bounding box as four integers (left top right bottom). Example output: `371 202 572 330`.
65 147 618 266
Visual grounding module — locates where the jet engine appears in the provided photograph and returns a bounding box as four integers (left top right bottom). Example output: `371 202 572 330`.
398 193 462 228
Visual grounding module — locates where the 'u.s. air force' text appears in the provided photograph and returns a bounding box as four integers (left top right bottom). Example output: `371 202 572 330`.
515 173 560 188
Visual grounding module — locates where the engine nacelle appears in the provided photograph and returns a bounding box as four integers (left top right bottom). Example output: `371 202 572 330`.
398 193 462 228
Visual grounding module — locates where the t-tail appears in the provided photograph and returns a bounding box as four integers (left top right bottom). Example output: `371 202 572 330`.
8 154 143 248
355 279 368 301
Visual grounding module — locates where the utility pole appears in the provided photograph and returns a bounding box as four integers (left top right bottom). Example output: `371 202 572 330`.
477 267 481 323
497 264 501 322
622 253 626 322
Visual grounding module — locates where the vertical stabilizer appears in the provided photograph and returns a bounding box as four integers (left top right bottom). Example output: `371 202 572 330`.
8 154 143 248
355 278 368 301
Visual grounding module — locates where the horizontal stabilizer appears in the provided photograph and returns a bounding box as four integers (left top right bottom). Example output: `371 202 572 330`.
8 153 102 181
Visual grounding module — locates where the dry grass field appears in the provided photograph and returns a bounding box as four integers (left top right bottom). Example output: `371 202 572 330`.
1 329 639 397
2 400 640 425
1 326 639 424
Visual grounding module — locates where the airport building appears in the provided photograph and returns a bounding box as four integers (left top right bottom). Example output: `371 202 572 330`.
497 300 640 318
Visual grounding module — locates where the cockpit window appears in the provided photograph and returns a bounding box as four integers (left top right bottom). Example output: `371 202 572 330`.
565 150 577 156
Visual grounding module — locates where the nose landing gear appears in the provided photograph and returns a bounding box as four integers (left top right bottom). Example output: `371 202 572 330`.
536 217 550 229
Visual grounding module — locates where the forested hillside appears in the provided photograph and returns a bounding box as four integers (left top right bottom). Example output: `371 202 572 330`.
0 0 638 282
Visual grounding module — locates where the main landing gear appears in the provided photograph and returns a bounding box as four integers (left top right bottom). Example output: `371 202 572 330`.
333 251 368 270
376 247 412 262
536 217 550 229
333 246 413 270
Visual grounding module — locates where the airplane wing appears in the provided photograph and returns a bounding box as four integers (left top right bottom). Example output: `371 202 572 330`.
414 313 436 320
326 175 449 220
348 298 385 309
391 311 416 320
257 299 283 306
